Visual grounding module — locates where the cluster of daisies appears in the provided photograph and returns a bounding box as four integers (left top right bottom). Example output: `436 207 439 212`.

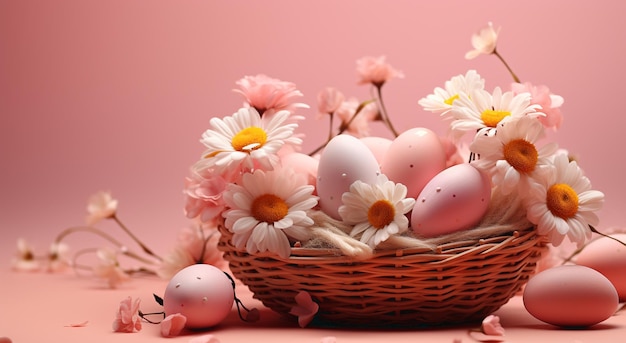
183 22 604 261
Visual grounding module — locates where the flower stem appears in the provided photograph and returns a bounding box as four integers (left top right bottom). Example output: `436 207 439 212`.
55 226 159 265
493 48 520 83
374 85 399 137
308 100 374 156
112 214 162 262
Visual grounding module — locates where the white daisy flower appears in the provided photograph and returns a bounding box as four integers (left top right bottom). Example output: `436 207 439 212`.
470 116 558 195
338 174 415 249
200 107 301 174
222 168 318 258
418 70 485 119
526 154 604 248
450 87 543 140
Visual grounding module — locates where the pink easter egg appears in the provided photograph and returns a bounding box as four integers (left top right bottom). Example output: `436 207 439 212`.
411 163 491 237
574 233 626 301
381 127 446 199
163 264 234 328
360 136 392 165
523 265 618 327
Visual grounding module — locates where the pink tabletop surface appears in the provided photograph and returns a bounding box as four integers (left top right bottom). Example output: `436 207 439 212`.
1 267 625 343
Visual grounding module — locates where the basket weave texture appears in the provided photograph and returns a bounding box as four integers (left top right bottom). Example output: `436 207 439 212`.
218 224 547 327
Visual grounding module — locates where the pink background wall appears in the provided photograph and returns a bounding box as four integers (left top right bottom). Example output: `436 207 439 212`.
2 0 625 260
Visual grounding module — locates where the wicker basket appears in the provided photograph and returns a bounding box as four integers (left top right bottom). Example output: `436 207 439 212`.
218 224 547 327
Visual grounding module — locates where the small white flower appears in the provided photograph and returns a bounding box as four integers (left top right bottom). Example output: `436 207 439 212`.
526 154 604 248
418 70 485 119
12 238 40 271
470 116 558 195
86 191 118 225
465 22 500 60
339 174 415 249
200 107 301 174
450 87 543 140
222 168 318 258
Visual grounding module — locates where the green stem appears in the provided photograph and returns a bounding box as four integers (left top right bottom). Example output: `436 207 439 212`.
493 48 520 83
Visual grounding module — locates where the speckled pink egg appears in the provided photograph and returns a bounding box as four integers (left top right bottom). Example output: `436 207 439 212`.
381 127 446 199
410 163 491 237
574 233 626 301
163 264 234 328
280 152 319 189
523 265 619 327
317 134 380 220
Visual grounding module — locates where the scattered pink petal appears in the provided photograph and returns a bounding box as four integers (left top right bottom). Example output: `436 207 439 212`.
289 291 319 328
161 313 187 337
0 337 12 343
468 331 506 342
112 297 142 333
482 315 505 336
65 320 89 327
321 337 336 343
452 339 463 343
188 334 221 343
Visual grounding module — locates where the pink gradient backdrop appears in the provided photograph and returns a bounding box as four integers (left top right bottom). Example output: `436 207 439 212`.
2 0 626 260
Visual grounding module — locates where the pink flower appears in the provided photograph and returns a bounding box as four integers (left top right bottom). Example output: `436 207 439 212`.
335 97 378 137
157 226 226 279
86 191 118 225
184 168 229 223
12 238 40 272
289 291 319 327
356 56 404 87
511 82 564 130
482 315 505 336
93 248 130 288
160 313 187 337
112 296 142 333
188 335 221 343
316 87 345 118
465 22 500 60
233 74 308 115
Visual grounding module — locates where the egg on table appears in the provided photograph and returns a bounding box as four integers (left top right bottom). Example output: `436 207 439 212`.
163 264 235 329
574 233 626 301
523 265 619 327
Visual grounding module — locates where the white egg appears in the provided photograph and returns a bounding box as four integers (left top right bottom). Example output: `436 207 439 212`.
317 135 380 219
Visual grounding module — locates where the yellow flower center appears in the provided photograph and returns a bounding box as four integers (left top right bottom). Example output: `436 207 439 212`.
231 127 267 152
367 200 395 229
444 94 459 105
481 108 511 127
251 194 289 223
503 139 538 174
546 183 579 219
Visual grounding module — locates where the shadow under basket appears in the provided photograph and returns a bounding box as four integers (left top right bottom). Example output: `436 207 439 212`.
217 225 547 327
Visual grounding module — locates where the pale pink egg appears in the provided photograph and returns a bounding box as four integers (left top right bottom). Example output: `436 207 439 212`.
360 136 392 165
381 127 446 199
163 264 234 329
410 163 491 237
574 233 626 301
523 265 618 327
317 134 380 220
